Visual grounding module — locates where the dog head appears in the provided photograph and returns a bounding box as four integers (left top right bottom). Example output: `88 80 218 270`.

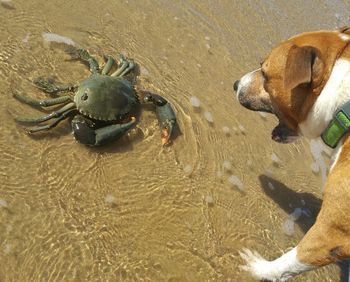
234 28 350 143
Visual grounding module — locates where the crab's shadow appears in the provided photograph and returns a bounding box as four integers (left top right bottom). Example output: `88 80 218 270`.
259 175 349 282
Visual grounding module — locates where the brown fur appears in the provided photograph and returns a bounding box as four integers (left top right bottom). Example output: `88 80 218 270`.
298 134 350 265
295 32 350 266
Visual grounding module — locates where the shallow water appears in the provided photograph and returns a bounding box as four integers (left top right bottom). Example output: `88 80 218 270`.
0 0 349 281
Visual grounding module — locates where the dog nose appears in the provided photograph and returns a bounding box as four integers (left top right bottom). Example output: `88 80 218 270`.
233 80 240 92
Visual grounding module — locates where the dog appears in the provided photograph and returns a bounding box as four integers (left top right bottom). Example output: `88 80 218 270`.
233 27 350 281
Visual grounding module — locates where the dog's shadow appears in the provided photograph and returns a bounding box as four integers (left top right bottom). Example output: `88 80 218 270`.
259 175 349 282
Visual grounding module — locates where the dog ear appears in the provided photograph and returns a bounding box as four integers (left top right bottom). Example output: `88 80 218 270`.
284 46 320 90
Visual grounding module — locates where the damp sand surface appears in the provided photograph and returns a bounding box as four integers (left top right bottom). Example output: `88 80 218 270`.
1 0 349 281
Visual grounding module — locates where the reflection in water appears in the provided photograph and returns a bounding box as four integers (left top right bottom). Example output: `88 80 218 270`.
0 0 349 281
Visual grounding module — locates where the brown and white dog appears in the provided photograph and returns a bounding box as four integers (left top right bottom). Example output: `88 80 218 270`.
233 27 350 281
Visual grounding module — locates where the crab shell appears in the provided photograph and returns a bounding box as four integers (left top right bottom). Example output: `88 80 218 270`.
74 75 139 121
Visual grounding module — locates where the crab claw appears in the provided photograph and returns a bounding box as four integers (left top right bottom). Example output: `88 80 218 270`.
143 92 177 146
72 115 136 146
160 120 175 146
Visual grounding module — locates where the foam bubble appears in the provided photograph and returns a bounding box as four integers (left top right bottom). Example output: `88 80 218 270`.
105 194 116 205
267 182 275 190
289 207 311 220
265 169 274 177
222 126 230 135
310 139 328 185
22 33 30 44
289 208 303 221
140 66 150 76
189 96 200 108
0 199 8 207
271 153 281 165
238 124 246 134
3 244 11 254
1 0 14 9
183 165 193 176
228 175 244 191
310 162 320 174
259 112 268 120
223 160 232 171
42 32 76 46
203 111 214 123
205 195 214 205
245 160 252 170
282 218 295 236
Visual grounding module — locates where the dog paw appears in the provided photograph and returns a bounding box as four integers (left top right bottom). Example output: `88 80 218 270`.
239 248 272 280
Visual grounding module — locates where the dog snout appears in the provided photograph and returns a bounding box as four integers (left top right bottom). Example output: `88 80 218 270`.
233 80 240 92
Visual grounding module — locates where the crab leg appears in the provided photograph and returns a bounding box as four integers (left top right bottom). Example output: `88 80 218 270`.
14 102 76 124
65 47 100 74
26 109 77 133
111 54 133 77
33 77 77 94
119 60 135 77
71 116 136 146
13 92 72 107
143 92 177 145
101 55 115 75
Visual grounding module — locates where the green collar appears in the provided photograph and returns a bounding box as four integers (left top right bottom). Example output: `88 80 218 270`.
321 101 350 148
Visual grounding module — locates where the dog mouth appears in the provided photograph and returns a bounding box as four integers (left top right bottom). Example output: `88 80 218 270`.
233 79 299 143
271 121 299 143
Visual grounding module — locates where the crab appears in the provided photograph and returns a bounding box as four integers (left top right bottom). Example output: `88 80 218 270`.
13 47 177 146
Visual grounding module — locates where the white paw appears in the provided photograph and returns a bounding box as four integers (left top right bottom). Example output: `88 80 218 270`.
239 248 274 281
239 247 306 282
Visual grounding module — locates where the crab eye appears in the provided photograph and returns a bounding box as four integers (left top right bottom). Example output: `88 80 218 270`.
81 92 88 101
144 94 152 101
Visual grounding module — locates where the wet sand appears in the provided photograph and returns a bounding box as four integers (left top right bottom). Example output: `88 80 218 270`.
1 0 350 281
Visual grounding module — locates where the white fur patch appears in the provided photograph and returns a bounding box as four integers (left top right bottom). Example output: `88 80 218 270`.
239 247 314 282
236 69 260 100
299 58 350 139
339 34 350 41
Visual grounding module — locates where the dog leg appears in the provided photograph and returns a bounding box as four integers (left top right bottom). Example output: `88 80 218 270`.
240 207 350 281
240 246 314 281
